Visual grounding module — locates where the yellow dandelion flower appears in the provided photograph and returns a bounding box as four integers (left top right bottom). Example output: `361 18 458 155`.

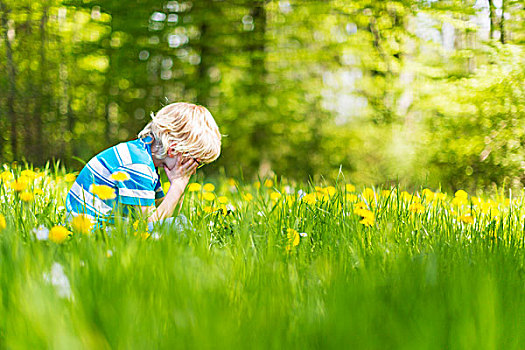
253 181 261 189
400 191 412 202
483 205 500 217
64 173 77 182
434 193 446 201
455 190 468 200
203 205 214 213
218 196 228 204
0 171 13 182
471 196 482 206
90 184 116 200
355 208 374 219
10 178 29 192
49 225 71 243
409 203 425 214
20 192 34 202
71 215 93 234
264 179 274 188
362 188 375 201
202 192 216 201
203 183 215 192
0 214 6 231
188 183 202 192
21 169 37 179
381 190 392 197
270 192 282 201
459 214 474 224
422 188 434 201
302 193 317 205
141 232 150 240
452 197 468 207
287 228 300 247
346 194 358 202
360 216 375 227
325 186 336 197
110 171 130 181
34 188 44 195
242 193 254 202
354 201 368 210
219 204 229 215
345 184 356 192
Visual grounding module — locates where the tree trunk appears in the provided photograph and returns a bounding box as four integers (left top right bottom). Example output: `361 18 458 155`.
248 0 270 173
196 21 210 106
500 0 506 44
32 5 47 160
488 0 495 39
1 2 18 160
103 14 114 145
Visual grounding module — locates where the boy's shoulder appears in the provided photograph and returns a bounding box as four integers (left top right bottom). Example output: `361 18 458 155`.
96 138 155 173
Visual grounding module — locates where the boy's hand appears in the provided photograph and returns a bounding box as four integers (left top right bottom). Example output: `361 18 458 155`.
163 156 199 185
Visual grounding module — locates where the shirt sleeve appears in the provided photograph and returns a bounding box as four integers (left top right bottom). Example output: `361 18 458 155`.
154 177 165 200
113 164 157 206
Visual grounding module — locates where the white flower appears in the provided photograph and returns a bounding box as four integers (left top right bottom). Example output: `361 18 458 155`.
33 225 49 241
43 262 72 299
151 232 161 240
257 211 265 217
299 232 308 237
298 190 306 200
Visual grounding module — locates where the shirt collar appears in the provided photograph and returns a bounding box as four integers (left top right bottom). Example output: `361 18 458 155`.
139 136 154 157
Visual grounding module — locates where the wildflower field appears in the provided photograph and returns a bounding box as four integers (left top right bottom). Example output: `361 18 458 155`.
0 164 524 349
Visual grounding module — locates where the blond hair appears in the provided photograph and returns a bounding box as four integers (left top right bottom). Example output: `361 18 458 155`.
138 102 221 164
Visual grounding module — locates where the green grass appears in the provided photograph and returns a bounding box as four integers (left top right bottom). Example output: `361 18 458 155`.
0 166 524 349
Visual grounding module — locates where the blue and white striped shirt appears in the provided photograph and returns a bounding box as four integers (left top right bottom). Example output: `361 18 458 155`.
66 136 164 224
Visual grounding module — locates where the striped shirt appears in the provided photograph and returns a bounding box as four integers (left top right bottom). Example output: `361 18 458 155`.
66 136 164 224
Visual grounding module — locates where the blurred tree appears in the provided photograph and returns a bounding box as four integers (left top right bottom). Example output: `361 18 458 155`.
0 0 523 190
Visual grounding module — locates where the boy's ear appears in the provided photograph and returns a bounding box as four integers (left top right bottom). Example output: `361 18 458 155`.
167 143 177 157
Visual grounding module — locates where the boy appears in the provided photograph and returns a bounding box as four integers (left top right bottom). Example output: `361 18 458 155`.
66 102 221 228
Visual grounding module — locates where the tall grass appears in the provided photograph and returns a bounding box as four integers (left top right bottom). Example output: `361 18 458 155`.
0 164 523 349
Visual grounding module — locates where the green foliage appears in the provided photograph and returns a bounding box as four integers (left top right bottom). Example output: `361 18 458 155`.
420 45 525 191
0 0 523 189
0 167 524 348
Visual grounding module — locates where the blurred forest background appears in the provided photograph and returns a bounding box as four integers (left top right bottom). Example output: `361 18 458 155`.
0 0 523 191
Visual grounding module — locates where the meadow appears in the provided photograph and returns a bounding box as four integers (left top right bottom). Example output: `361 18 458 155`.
0 164 524 349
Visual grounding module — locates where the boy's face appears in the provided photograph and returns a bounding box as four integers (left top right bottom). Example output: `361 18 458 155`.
163 152 180 170
151 142 200 171
151 143 178 169
156 147 197 171
151 150 178 170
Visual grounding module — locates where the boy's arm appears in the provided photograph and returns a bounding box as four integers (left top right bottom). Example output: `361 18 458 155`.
142 158 198 223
